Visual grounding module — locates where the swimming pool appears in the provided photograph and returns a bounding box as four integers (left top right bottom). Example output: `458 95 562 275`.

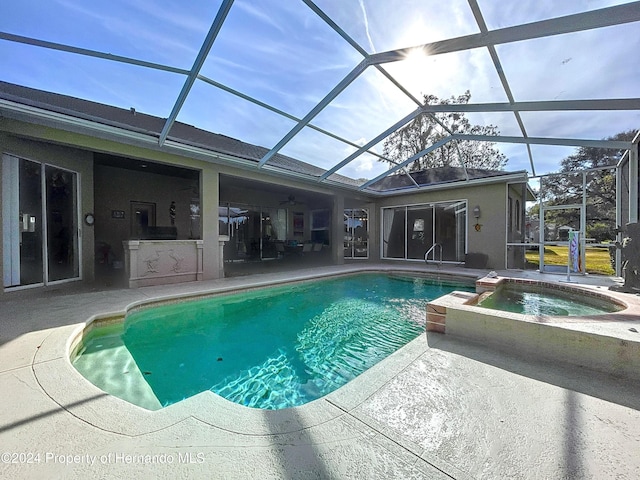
72 273 474 410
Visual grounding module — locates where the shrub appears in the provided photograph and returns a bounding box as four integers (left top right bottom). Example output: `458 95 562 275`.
587 222 616 243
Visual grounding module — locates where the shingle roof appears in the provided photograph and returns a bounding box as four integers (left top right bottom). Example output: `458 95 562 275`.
366 166 521 191
0 81 359 186
1 81 528 193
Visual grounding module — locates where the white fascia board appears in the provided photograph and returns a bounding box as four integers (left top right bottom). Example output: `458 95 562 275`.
0 99 159 146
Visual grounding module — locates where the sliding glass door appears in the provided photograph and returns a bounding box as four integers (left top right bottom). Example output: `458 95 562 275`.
220 203 288 262
2 155 80 289
45 165 80 281
381 201 467 263
344 208 369 258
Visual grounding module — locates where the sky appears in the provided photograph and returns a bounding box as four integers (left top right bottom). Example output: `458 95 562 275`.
0 0 638 182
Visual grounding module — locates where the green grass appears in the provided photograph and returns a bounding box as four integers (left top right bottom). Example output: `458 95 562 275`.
525 245 615 275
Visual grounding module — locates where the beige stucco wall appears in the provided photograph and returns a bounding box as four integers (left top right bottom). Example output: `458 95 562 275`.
0 132 95 293
0 119 224 290
0 118 368 287
375 182 508 269
1 116 521 290
201 167 219 280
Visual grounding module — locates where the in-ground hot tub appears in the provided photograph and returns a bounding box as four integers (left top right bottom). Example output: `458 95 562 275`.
476 280 625 316
426 275 639 381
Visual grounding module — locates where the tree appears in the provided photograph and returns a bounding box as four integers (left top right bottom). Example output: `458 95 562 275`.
382 91 508 171
539 130 636 242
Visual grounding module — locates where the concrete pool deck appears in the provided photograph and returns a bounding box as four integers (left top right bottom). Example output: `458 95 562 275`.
1 264 640 479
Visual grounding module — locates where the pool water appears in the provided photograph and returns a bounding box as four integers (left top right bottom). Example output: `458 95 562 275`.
477 283 623 316
73 274 472 410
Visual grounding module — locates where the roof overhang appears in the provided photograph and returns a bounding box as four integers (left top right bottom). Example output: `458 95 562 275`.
0 94 624 202
0 97 368 197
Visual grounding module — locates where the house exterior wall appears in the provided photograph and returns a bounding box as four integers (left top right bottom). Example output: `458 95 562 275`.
0 118 366 290
201 167 219 280
0 115 516 296
374 182 508 269
0 118 224 290
0 132 95 294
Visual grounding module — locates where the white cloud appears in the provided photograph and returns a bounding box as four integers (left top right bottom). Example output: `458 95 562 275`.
358 0 376 52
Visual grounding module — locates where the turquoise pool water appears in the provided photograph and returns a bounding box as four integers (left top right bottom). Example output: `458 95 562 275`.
477 283 623 316
73 273 473 410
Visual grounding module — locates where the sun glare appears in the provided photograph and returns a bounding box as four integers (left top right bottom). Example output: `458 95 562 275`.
403 46 429 64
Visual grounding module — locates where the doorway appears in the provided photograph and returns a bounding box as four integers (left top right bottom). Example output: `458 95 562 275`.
130 201 156 239
3 154 80 289
540 204 584 274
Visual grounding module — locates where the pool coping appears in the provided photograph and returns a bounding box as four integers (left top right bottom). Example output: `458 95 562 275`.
7 263 640 479
31 266 640 439
34 266 478 437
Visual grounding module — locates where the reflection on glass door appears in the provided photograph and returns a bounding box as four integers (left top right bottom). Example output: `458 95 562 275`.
261 208 286 259
46 165 79 281
407 206 433 260
221 203 291 262
435 201 466 262
3 156 44 287
2 155 80 289
344 209 369 258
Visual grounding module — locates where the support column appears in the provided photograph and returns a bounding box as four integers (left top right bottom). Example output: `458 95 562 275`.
616 164 622 276
201 167 220 280
332 194 345 265
630 140 638 224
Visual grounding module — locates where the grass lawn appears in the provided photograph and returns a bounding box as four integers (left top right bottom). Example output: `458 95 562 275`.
525 245 615 276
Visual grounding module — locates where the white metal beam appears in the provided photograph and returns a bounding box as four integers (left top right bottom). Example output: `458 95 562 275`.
158 0 234 146
450 134 633 150
258 59 369 167
359 134 634 190
196 74 392 164
301 0 423 108
422 98 640 113
319 108 424 180
630 137 639 223
0 32 190 76
467 0 536 175
359 137 454 190
369 2 640 64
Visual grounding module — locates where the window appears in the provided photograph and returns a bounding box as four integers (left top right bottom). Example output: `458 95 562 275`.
311 209 330 245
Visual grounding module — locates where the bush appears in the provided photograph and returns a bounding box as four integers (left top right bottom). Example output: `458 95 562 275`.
587 223 616 243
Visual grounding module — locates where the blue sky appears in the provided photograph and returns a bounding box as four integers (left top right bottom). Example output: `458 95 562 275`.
1 0 638 181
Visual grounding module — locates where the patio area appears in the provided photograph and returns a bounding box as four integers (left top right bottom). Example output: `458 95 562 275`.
1 264 640 479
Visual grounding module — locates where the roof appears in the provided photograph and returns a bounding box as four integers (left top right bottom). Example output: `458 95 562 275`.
367 166 522 192
1 81 531 194
0 80 360 187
